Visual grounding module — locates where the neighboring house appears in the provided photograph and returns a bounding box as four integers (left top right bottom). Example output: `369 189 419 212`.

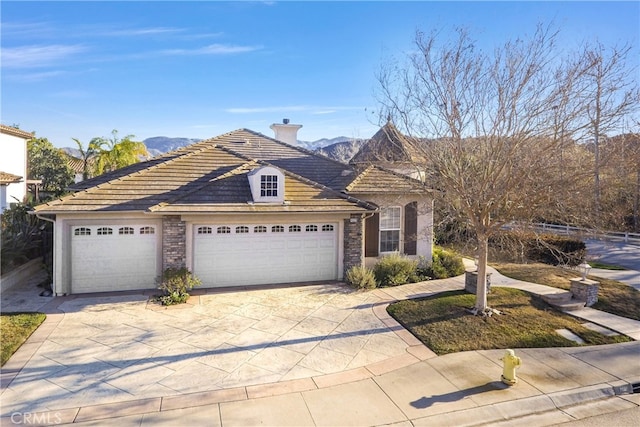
350 120 427 181
0 171 23 212
65 154 93 183
35 122 434 295
0 124 32 210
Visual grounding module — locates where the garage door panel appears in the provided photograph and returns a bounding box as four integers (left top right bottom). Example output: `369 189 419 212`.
194 223 338 288
71 225 158 293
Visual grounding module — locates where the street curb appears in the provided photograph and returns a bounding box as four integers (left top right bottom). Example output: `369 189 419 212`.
410 382 635 427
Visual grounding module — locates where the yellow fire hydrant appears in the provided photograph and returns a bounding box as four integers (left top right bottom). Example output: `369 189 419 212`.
500 349 521 386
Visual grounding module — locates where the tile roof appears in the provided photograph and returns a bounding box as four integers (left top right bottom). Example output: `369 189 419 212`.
0 171 23 184
0 124 34 140
36 128 427 214
350 120 426 165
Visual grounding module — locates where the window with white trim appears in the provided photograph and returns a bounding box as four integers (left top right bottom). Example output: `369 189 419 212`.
305 225 318 232
322 224 334 232
272 225 284 233
119 227 134 235
217 226 231 234
254 226 267 233
236 226 249 234
197 226 213 234
289 225 301 232
140 226 155 235
97 227 113 236
260 175 278 197
74 227 91 236
380 207 401 252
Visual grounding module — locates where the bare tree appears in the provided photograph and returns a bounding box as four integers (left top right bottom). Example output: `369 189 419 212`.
375 25 595 315
576 42 640 216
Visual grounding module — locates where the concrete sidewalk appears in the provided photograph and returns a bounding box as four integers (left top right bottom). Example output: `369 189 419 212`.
1 267 639 426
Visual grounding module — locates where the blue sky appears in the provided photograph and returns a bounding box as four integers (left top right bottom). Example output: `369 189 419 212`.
2 1 639 148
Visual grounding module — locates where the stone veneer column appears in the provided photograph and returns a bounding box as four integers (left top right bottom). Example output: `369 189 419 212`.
162 215 186 270
344 214 364 276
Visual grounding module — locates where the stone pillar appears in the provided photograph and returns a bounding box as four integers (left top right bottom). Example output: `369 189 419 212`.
162 215 186 270
570 278 600 307
344 214 364 276
464 270 492 294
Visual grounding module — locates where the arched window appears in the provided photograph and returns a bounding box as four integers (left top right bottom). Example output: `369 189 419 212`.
74 227 91 236
305 225 318 232
254 225 267 233
289 225 301 232
272 225 284 233
197 226 213 234
140 226 155 235
119 227 134 235
236 226 249 234
97 227 113 236
322 224 334 232
217 226 231 234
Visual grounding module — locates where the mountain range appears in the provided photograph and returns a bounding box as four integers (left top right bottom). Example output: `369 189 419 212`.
62 136 366 164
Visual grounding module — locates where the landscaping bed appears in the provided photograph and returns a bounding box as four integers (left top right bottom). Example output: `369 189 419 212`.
387 287 631 356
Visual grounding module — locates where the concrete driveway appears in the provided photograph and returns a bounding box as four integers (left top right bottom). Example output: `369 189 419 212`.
0 279 462 416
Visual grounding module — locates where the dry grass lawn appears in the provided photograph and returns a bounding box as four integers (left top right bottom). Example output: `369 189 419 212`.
493 263 640 321
387 288 631 356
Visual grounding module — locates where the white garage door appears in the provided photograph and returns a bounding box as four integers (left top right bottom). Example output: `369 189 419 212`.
71 224 159 293
193 223 339 287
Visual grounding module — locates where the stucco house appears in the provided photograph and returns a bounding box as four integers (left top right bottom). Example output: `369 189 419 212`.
0 124 33 211
34 122 434 295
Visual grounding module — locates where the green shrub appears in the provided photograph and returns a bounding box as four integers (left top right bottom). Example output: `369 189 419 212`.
345 266 377 289
156 267 201 306
419 247 465 279
373 253 419 287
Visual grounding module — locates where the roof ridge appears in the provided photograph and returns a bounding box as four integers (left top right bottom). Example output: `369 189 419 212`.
239 128 358 170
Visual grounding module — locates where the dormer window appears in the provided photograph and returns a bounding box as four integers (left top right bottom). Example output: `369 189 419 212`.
261 175 278 197
248 166 285 203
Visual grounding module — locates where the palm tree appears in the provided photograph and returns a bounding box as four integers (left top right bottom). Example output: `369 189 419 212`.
72 137 101 181
93 130 149 175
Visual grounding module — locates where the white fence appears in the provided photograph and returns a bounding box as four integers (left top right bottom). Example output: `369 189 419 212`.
513 222 640 245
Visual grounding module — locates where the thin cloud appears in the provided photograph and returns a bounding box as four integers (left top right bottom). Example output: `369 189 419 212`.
227 106 363 114
1 44 87 68
5 70 68 82
226 106 309 114
98 27 184 37
160 44 262 56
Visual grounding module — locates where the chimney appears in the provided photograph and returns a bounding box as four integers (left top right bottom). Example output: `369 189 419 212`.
270 119 302 145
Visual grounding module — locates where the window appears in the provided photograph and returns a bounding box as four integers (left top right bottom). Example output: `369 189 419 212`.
272 225 284 233
289 225 301 232
217 226 231 234
140 226 155 235
197 226 213 234
119 227 134 235
74 227 91 236
380 207 401 252
254 225 267 233
97 227 113 236
236 226 249 234
260 175 278 197
322 224 334 232
305 225 318 232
